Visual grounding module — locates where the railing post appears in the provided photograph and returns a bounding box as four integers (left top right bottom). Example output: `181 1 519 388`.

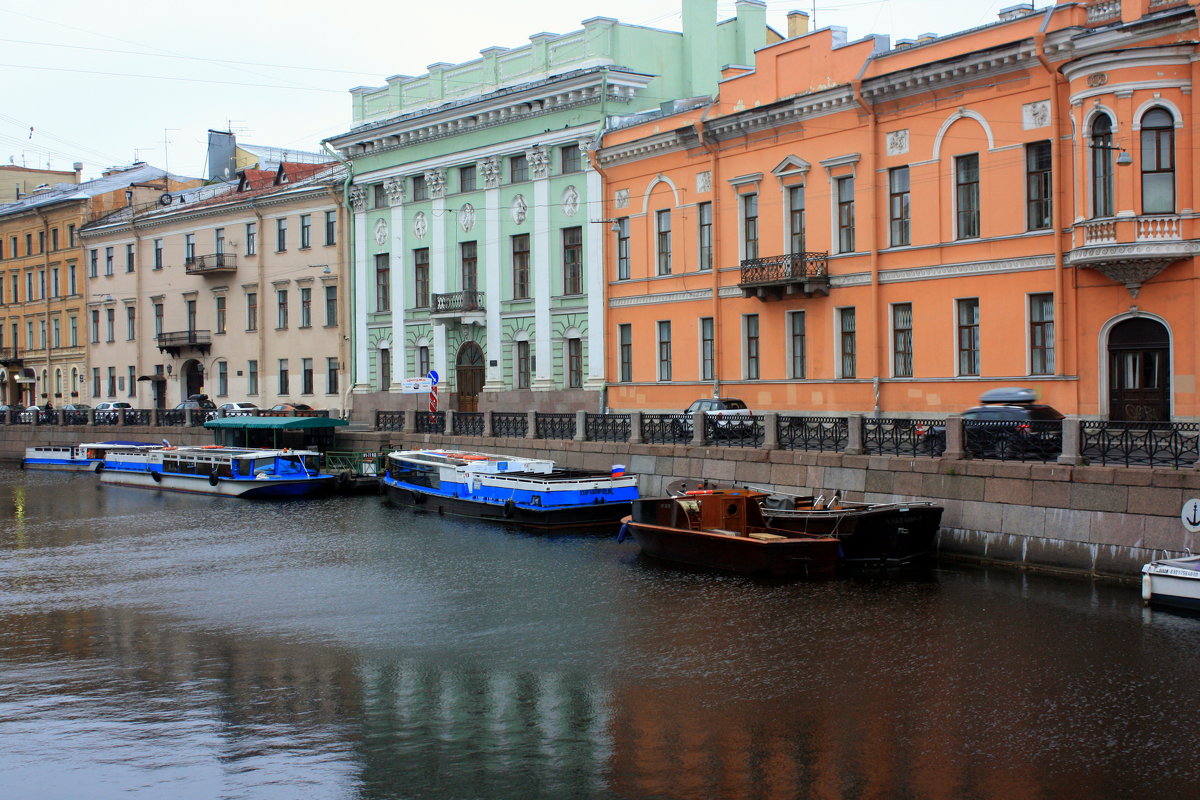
86 409 95 426
691 410 706 446
575 410 587 441
763 412 779 450
445 409 456 436
117 407 126 426
526 410 538 439
943 413 965 460
185 409 194 426
628 411 643 445
0 410 8 425
1058 416 1085 466
483 410 494 437
402 409 416 432
844 414 865 455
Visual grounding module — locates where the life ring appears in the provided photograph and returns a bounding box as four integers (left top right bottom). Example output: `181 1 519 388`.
151 471 162 483
93 461 104 474
503 499 516 518
208 470 219 486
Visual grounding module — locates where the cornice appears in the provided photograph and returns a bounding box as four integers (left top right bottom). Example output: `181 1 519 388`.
609 288 712 307
879 254 1055 283
861 40 1041 104
1064 240 1199 266
596 127 698 168
1060 43 1195 81
79 186 334 238
705 88 858 143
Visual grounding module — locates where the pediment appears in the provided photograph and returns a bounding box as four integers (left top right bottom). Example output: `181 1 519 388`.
771 155 811 178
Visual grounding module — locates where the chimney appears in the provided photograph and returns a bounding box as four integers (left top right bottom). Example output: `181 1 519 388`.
787 10 810 38
998 3 1035 22
72 162 83 183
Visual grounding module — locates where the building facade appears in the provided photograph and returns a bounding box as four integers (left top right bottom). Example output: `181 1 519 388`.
599 0 1200 420
326 0 778 414
78 162 347 411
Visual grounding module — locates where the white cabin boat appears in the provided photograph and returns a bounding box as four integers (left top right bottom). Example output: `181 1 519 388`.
1142 554 1200 612
99 445 333 498
23 441 161 472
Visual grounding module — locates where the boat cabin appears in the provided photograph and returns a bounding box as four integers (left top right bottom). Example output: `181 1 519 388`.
631 489 772 536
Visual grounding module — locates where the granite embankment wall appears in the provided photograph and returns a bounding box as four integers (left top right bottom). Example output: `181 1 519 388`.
5 425 1195 578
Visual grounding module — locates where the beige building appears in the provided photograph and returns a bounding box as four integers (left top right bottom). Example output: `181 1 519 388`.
79 162 349 411
0 164 82 204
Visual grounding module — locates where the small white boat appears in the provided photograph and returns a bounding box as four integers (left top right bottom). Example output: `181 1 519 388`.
23 441 161 472
1142 554 1200 612
99 445 334 498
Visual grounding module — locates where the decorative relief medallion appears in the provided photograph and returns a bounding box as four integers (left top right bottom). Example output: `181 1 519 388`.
886 129 909 156
1022 101 1050 130
479 157 501 189
373 218 388 246
614 188 629 209
459 203 475 232
348 185 367 210
696 171 712 193
425 169 446 199
1087 72 1108 88
511 195 528 225
413 211 428 239
526 146 551 179
561 186 579 217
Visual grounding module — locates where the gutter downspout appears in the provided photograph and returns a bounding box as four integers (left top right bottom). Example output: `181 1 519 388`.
248 196 267 410
322 141 355 418
851 63 880 415
585 67 611 414
695 101 722 399
34 208 51 402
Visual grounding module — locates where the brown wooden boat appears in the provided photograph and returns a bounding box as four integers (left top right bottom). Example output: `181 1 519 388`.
620 488 839 578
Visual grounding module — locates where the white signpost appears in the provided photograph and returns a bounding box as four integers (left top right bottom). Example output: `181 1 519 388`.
1182 498 1200 532
400 377 433 394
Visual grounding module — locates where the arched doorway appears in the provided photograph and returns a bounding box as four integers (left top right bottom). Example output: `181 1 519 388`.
181 359 205 400
456 342 484 412
1108 317 1170 421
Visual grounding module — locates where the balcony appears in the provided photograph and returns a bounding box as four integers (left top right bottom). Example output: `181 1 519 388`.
157 330 212 356
1067 214 1190 296
0 347 21 366
738 252 830 301
430 290 486 325
184 252 237 275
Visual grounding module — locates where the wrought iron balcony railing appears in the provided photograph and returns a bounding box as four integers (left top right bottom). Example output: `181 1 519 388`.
0 347 20 364
431 290 485 315
156 330 212 355
739 252 830 300
184 252 237 274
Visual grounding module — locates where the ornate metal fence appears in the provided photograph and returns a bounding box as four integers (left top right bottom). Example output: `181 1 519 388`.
585 413 630 442
61 410 89 426
778 416 849 452
414 411 445 434
706 415 763 447
963 420 1062 462
158 409 187 426
376 411 405 432
535 413 575 440
1081 421 1200 468
125 409 153 426
863 417 946 456
492 412 527 438
642 413 690 444
453 412 485 437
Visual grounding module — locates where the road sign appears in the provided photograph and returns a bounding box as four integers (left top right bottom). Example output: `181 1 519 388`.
1182 498 1200 532
429 384 438 414
400 377 432 394
428 370 439 386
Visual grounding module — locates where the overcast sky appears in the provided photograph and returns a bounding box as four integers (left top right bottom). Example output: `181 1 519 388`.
2 0 1013 181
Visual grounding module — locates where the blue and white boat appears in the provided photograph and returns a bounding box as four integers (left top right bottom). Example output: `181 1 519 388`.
99 445 334 498
383 449 638 529
1142 554 1200 612
23 441 161 472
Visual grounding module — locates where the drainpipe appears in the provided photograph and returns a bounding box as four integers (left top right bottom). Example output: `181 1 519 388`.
249 196 267 407
321 141 355 417
695 102 722 399
850 65 881 415
34 208 51 402
1034 7 1068 396
585 67 611 414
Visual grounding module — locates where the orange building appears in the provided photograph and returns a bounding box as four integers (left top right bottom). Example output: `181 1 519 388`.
598 0 1200 421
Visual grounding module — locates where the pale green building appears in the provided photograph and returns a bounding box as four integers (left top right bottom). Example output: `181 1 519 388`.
325 0 778 414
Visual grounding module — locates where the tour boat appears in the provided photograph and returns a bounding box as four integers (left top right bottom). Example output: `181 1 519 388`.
667 480 943 567
620 488 840 578
1142 554 1200 612
23 441 161 472
99 445 334 498
382 449 638 529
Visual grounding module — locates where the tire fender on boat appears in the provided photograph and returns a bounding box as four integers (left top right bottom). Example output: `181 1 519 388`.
93 460 104 474
503 499 516 518
151 471 162 483
208 470 219 487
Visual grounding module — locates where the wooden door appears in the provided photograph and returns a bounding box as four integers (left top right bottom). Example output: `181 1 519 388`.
1108 318 1170 421
456 342 484 413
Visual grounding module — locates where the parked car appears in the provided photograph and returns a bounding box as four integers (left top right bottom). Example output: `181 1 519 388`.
94 402 133 412
61 403 91 411
923 388 1065 459
175 394 217 410
26 404 58 421
218 402 259 412
0 403 26 413
672 397 753 438
94 401 134 423
269 403 313 412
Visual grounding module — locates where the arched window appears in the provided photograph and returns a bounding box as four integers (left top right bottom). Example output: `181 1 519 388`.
1140 107 1175 214
1091 115 1114 218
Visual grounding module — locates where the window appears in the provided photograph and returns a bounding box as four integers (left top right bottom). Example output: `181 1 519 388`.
89 249 98 277
50 268 58 298
889 167 910 246
153 302 164 336
302 358 314 394
278 359 289 394
25 271 32 302
90 309 99 343
186 299 197 332
125 366 135 397
742 193 758 260
1091 115 1114 218
656 210 672 275
300 287 312 327
375 253 391 312
412 174 427 201
324 285 337 326
276 218 287 251
247 360 258 395
413 248 429 308
92 367 100 398
326 357 339 394
126 305 136 340
567 337 582 388
52 317 60 347
246 292 257 331
744 314 759 380
619 324 632 382
214 228 225 254
1141 108 1175 214
696 203 713 271
1030 293 1055 375
216 361 228 397
380 348 392 389
1026 141 1052 230
104 308 115 342
416 345 429 378
511 234 530 299
215 296 226 334
459 165 476 193
324 211 336 245
107 367 116 397
68 265 76 296
246 222 257 256
373 184 387 209
657 321 672 381
837 176 855 253
510 154 528 183
185 234 195 261
562 227 582 295
51 228 59 251
892 303 913 378
25 234 31 256
839 307 856 379
37 231 44 254
104 247 114 276
68 225 76 247
69 316 78 347
125 244 135 272
461 241 477 293
516 340 531 388
276 289 288 328
154 238 163 269
616 218 630 279
700 317 714 381
561 144 581 173
300 214 312 249
957 298 980 376
956 154 980 239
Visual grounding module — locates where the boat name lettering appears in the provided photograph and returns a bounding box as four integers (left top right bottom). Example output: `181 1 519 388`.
580 488 612 496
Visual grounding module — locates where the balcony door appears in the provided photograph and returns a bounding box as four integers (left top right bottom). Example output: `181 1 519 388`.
455 341 484 413
1108 318 1169 422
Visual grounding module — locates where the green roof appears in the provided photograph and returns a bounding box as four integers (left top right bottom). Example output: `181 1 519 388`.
204 416 349 430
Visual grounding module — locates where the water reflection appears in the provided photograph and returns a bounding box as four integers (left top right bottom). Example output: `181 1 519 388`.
1 466 1199 799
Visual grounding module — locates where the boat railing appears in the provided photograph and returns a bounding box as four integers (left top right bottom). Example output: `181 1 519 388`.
535 413 575 440
492 412 528 438
324 450 387 476
586 413 630 442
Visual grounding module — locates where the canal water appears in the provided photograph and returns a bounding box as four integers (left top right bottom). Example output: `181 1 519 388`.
1 466 1198 800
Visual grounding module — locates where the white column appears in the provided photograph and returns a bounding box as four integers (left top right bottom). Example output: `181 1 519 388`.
483 159 505 392
351 192 370 391
389 198 407 389
531 166 553 391
431 189 449 383
583 164 606 390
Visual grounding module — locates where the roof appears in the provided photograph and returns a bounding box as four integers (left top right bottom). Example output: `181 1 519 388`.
0 163 189 216
204 416 349 431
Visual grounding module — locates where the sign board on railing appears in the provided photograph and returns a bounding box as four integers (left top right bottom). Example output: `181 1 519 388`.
400 377 433 394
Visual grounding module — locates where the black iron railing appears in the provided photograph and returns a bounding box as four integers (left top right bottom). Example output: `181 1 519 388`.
963 420 1062 462
1081 421 1200 468
453 412 485 436
586 413 630 442
778 416 849 452
863 417 946 457
492 412 527 438
739 252 829 284
157 330 212 349
376 411 405 432
642 413 690 444
184 253 237 274
535 413 575 440
415 411 445 434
